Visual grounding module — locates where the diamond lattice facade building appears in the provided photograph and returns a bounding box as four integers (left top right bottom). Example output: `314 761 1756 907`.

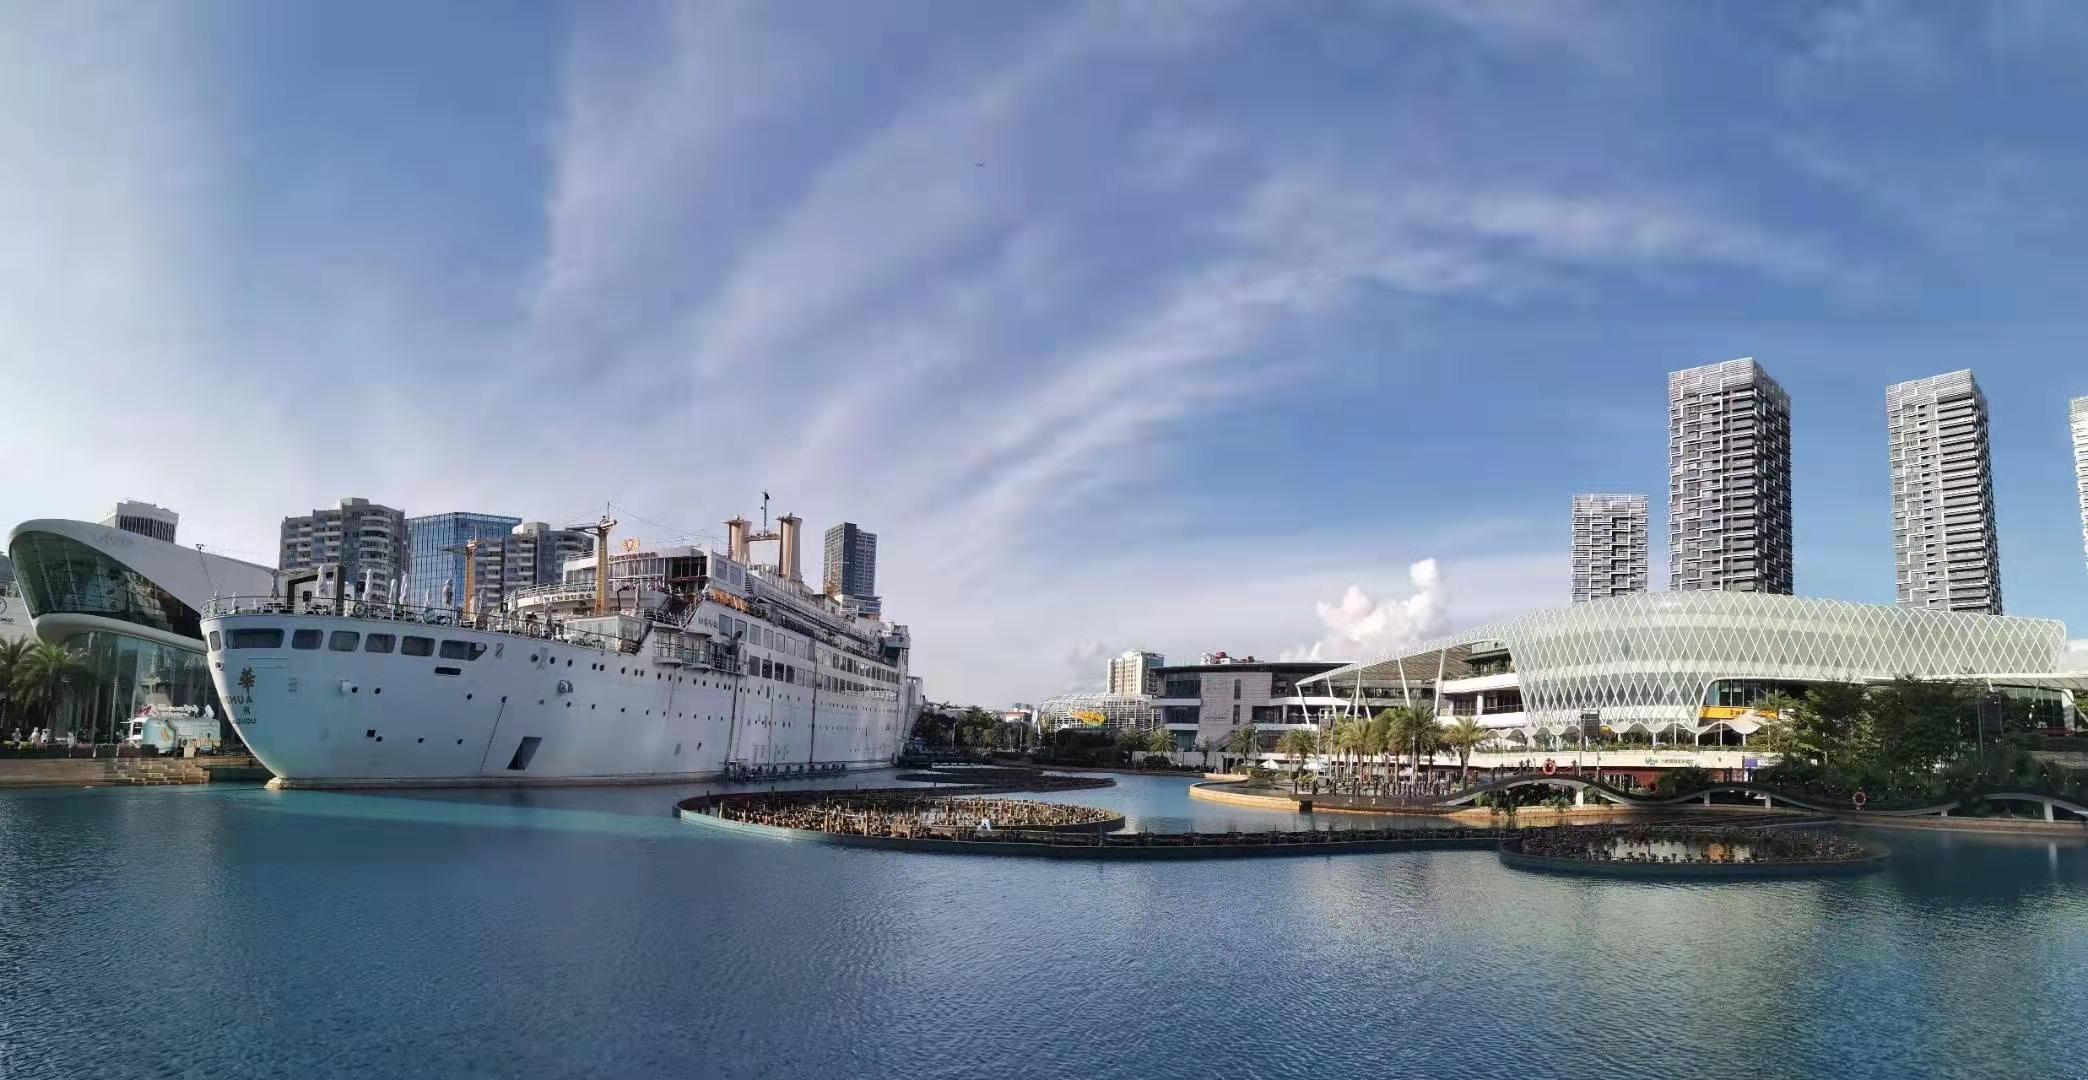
1889 370 2001 614
1669 359 1793 594
1035 693 1155 733
1571 494 1648 603
1304 592 2076 739
2073 396 2088 575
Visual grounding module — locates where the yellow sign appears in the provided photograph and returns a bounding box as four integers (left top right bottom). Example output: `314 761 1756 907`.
622 538 642 553
1071 710 1108 727
1700 706 1779 721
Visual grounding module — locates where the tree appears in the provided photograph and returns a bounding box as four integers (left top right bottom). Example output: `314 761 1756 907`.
1145 728 1176 758
14 643 89 739
1868 677 1976 780
1365 710 1394 792
1193 740 1212 770
1331 719 1364 787
1223 723 1260 771
1278 728 1315 775
1441 716 1487 786
1391 706 1440 786
0 638 34 732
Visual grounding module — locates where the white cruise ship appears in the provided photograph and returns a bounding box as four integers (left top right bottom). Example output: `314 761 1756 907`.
200 512 918 789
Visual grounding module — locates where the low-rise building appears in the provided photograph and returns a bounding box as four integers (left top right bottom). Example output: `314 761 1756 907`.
1153 658 1422 755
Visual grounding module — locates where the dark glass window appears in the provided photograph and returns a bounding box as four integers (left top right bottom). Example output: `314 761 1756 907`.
439 640 487 661
329 631 360 652
8 530 203 638
228 628 283 649
402 636 434 657
364 634 395 654
292 629 322 650
207 631 221 651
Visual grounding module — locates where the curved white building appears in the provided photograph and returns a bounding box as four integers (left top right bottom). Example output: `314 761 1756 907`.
1304 592 2084 745
6 518 278 741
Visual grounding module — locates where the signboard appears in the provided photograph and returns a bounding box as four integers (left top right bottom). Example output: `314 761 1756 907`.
1700 705 1780 722
1071 710 1108 727
1578 710 1601 738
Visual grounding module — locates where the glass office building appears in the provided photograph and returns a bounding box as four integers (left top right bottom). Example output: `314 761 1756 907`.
406 512 521 611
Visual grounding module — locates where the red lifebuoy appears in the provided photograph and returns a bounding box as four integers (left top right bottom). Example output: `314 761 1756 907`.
1542 759 1557 776
1851 789 1868 810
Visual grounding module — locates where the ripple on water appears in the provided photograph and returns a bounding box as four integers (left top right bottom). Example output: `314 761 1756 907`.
0 774 2083 1080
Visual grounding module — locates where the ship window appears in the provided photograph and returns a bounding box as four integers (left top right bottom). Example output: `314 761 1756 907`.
401 636 434 657
364 634 395 654
329 631 360 652
208 631 221 651
292 629 322 650
435 666 462 676
227 628 283 649
439 640 473 660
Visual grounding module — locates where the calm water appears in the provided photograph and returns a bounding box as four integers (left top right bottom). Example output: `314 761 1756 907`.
3 773 2084 1080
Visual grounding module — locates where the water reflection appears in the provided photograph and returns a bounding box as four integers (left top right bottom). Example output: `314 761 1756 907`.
0 775 2082 1080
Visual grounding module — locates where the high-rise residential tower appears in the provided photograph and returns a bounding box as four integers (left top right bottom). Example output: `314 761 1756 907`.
1669 358 1793 594
822 522 878 615
279 497 410 599
1106 650 1166 696
100 500 178 543
2072 396 2088 574
1888 371 2002 614
1570 494 1649 603
502 521 595 598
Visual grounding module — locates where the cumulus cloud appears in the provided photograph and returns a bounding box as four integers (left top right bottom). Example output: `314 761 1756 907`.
1285 560 1455 663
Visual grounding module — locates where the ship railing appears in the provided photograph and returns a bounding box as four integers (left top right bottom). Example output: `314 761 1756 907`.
508 584 596 606
651 639 716 669
202 595 642 653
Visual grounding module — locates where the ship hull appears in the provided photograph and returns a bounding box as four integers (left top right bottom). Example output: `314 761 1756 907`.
203 612 905 789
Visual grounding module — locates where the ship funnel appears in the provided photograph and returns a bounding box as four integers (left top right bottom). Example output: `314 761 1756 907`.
777 514 802 582
726 516 751 562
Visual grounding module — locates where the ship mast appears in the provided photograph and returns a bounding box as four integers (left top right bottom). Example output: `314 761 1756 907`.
567 514 618 615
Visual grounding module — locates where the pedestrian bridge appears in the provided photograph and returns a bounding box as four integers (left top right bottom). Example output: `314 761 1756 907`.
1438 773 2088 823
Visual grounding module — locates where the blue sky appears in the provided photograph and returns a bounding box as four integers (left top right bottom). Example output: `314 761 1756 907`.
6 1 2088 704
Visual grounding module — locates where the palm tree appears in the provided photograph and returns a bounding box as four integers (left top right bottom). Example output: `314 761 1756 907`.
1278 728 1314 776
1223 723 1260 773
1441 716 1487 787
1392 706 1441 789
0 638 35 733
1145 727 1176 761
1331 719 1364 790
1366 709 1396 793
14 642 90 742
1193 739 1212 770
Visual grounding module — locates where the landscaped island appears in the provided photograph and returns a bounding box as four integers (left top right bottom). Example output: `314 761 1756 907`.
709 793 1122 837
1499 824 1886 878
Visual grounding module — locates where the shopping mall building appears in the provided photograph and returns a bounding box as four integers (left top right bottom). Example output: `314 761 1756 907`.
6 518 277 743
1301 592 2086 751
